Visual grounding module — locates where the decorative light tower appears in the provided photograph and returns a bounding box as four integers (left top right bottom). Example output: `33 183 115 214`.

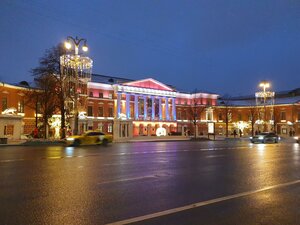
255 81 275 132
60 36 93 135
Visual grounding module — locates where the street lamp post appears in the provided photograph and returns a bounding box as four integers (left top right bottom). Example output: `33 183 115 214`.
259 81 270 132
61 36 92 135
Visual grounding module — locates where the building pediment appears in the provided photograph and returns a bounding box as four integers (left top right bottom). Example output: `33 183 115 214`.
123 78 174 91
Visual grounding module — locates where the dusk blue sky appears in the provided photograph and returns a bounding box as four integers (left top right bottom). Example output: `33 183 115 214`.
1 0 300 95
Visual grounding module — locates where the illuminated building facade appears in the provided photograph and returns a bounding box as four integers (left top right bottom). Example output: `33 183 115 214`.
85 75 218 141
0 75 299 140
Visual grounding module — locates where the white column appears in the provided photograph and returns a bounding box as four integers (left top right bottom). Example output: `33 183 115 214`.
144 96 147 120
134 95 138 120
126 93 130 119
165 98 169 121
172 98 176 121
159 97 162 120
117 93 121 118
151 96 155 120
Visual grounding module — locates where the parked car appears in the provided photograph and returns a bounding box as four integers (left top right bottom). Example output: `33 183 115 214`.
250 132 280 143
66 131 113 146
294 136 300 143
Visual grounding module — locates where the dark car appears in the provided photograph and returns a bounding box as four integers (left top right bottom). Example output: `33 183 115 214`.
250 132 280 143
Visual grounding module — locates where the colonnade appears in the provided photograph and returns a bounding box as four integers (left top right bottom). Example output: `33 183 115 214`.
116 93 176 121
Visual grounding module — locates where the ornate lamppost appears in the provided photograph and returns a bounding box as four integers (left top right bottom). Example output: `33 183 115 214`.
60 36 93 135
255 81 275 132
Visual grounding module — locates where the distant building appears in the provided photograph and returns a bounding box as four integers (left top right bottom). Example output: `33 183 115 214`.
217 88 300 136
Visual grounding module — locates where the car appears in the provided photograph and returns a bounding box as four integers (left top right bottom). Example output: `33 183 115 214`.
294 136 300 143
66 131 113 146
250 132 280 143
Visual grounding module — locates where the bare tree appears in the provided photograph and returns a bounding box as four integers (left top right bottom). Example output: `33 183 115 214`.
31 44 67 138
188 89 206 139
23 86 41 129
219 95 232 137
248 104 258 136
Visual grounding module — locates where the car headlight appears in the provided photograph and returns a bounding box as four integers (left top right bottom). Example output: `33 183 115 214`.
249 137 253 139
278 137 281 140
66 137 75 141
294 137 299 140
258 136 264 140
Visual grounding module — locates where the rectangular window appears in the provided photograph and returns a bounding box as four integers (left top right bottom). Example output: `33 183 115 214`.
207 111 212 121
238 113 242 121
87 106 93 116
177 111 181 120
2 97 7 111
108 93 113 99
108 107 113 117
18 100 24 113
182 110 186 119
280 111 286 121
98 123 103 131
108 123 113 133
37 102 42 114
89 92 93 97
99 92 103 98
139 99 144 116
98 106 104 117
218 112 223 121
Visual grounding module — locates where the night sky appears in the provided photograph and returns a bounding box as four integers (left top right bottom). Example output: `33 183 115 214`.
1 0 300 96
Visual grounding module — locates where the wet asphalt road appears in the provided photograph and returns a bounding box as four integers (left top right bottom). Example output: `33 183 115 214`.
0 140 300 225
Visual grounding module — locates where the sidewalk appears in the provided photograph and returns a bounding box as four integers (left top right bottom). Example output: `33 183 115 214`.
129 136 191 142
0 138 65 146
1 139 27 146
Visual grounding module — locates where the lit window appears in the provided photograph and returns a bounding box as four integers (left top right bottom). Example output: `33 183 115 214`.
206 110 213 121
98 123 103 131
108 123 113 133
2 97 7 111
18 100 24 113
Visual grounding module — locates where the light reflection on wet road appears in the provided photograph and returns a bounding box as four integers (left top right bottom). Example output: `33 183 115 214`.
0 141 300 225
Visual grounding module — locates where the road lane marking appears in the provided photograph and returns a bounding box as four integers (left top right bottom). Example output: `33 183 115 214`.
106 179 300 225
0 155 89 163
206 154 225 158
0 159 25 162
200 146 251 151
98 173 171 185
98 175 157 185
115 146 252 156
